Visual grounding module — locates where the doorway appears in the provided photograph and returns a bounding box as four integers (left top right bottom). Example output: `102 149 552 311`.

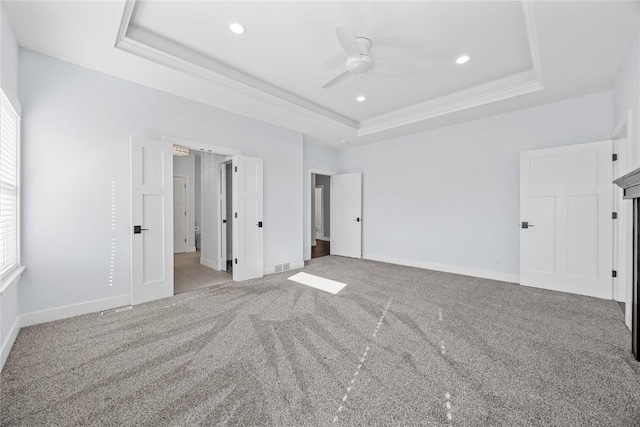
131 136 265 304
312 173 331 258
173 150 232 294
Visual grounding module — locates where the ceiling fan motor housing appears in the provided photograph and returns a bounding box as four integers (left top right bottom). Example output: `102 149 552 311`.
346 37 372 74
347 55 372 73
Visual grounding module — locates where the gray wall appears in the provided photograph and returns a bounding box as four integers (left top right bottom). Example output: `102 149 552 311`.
339 91 614 282
315 174 331 238
18 49 303 315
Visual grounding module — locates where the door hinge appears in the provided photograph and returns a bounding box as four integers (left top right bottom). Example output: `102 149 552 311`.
612 270 617 278
235 258 238 264
613 153 618 161
185 238 187 242
185 211 187 215
613 212 618 219
235 212 237 218
234 166 237 172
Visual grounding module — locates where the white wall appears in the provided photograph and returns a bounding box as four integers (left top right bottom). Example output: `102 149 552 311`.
612 38 639 328
338 91 614 281
18 49 303 315
0 2 20 370
173 152 196 252
613 39 640 168
0 2 18 101
303 140 338 259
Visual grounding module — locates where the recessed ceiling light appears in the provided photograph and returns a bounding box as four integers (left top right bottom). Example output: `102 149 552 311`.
340 139 349 144
356 95 366 102
456 55 470 65
228 22 246 35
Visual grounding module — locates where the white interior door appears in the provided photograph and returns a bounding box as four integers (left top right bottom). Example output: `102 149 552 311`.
232 155 263 281
331 173 362 258
219 162 227 271
173 176 186 254
315 187 323 239
520 140 613 299
131 137 173 304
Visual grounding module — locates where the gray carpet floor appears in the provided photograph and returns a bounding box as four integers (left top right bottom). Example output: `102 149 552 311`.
1 256 639 426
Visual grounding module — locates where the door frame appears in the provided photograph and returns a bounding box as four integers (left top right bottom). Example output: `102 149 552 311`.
217 159 233 271
173 174 188 254
613 110 634 329
131 136 242 304
306 168 336 261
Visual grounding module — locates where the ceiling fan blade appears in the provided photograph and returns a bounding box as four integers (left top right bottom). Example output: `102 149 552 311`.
323 51 346 71
336 27 361 57
322 70 352 89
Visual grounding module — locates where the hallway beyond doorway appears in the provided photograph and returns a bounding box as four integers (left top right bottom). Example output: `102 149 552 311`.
174 251 232 294
311 239 330 258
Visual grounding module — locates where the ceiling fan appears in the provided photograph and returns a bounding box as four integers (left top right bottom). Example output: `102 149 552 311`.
322 27 410 89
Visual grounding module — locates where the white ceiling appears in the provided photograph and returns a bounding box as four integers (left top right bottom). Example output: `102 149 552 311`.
4 1 639 148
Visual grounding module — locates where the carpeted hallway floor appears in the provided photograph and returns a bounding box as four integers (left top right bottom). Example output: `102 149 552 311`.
1 256 639 426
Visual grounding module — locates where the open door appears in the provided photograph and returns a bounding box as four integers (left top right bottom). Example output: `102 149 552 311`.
131 137 174 304
232 155 264 281
219 161 227 271
331 173 362 258
520 140 613 299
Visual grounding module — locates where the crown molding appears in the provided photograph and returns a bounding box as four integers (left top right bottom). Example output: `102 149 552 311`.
115 1 357 134
358 72 543 136
115 0 544 141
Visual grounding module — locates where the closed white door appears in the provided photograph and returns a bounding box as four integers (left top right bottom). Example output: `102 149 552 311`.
131 137 174 304
520 140 613 299
173 176 187 253
331 173 362 258
232 155 263 281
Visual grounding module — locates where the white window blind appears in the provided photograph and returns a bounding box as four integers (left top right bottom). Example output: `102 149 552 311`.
0 90 20 279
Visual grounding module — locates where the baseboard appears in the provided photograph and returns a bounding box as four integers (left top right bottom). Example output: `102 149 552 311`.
1 316 20 371
20 294 131 328
318 236 330 242
264 260 305 275
200 257 218 270
363 254 520 284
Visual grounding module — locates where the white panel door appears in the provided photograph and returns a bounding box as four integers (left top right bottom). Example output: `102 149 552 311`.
219 161 227 271
173 176 186 254
331 173 362 258
131 137 173 304
520 140 613 299
232 155 263 281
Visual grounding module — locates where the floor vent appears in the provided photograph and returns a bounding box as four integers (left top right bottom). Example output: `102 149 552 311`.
274 262 291 273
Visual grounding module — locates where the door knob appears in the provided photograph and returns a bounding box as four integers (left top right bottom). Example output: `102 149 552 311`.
133 225 149 234
355 217 360 222
521 222 534 229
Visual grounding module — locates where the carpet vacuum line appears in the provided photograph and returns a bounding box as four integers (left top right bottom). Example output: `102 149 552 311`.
332 296 393 424
439 308 453 424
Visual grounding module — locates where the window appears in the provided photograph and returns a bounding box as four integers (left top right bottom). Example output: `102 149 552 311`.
0 89 20 279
